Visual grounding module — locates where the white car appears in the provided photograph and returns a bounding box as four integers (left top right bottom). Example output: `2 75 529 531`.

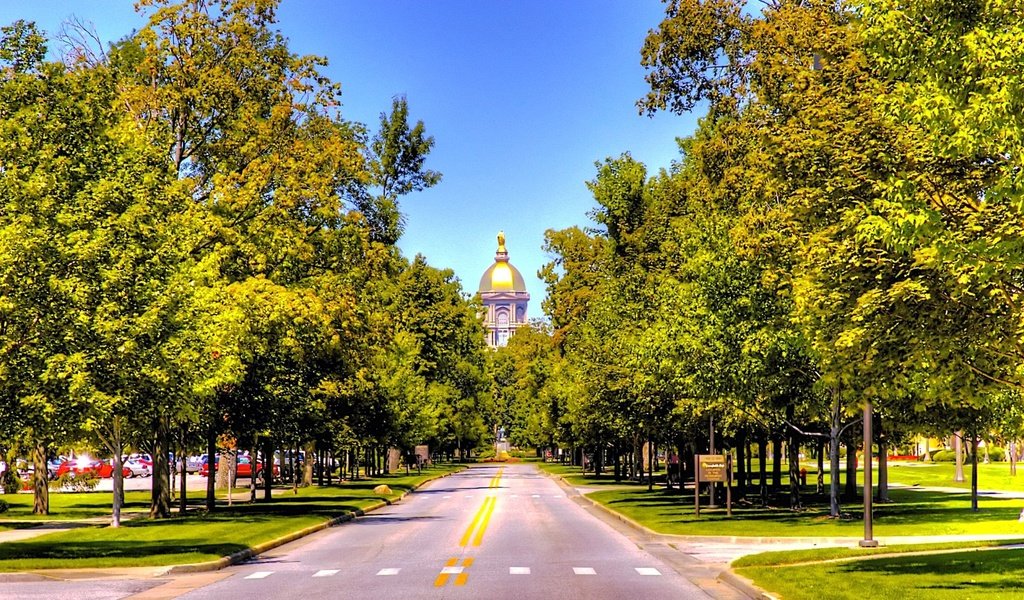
123 458 151 478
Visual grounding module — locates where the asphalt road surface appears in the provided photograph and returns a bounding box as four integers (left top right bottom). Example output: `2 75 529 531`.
3 464 733 600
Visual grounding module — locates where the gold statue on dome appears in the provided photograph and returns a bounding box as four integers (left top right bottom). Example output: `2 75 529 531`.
497 230 506 253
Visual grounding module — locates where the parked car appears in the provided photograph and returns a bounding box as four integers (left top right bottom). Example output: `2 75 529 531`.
186 455 206 474
56 457 130 479
200 455 276 480
123 457 151 478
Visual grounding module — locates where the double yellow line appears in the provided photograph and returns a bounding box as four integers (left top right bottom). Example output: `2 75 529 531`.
459 467 502 547
434 467 504 588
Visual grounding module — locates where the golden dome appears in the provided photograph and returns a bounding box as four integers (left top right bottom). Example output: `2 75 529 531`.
479 232 528 293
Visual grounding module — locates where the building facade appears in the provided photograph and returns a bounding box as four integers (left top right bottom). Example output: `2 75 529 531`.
478 231 530 348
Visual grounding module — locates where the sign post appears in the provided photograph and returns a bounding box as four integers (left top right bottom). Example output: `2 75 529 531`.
694 454 731 517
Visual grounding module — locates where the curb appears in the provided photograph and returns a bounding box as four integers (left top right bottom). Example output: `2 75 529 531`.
165 467 463 575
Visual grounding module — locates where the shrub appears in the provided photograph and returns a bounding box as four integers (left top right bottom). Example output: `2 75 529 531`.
932 450 956 462
50 471 100 492
983 446 1006 462
0 499 8 514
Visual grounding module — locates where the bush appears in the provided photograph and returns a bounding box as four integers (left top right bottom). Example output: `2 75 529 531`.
932 450 956 462
50 471 100 492
0 499 8 514
1 473 20 495
983 446 1006 462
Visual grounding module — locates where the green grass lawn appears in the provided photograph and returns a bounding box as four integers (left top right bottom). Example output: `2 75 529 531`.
885 461 1024 492
535 460 1024 537
0 464 463 571
585 486 1024 537
737 547 1024 599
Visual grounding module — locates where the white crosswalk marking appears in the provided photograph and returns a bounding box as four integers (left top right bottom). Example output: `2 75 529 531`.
510 567 531 575
441 566 464 574
245 571 273 580
377 568 400 576
313 570 338 578
573 567 596 575
635 567 661 576
532 494 540 498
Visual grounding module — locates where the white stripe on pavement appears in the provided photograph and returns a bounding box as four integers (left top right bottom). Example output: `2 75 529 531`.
441 566 464 574
510 567 531 575
313 570 338 578
244 572 273 580
377 568 400 575
573 567 596 575
635 567 661 576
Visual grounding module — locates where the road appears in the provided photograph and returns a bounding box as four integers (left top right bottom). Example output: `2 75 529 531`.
2 464 739 600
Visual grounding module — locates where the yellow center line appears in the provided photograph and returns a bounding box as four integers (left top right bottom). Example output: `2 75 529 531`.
472 496 497 546
459 496 493 546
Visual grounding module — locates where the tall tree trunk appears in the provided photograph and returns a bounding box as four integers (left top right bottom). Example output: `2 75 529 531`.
787 408 801 510
32 442 49 515
179 452 188 513
971 430 979 512
771 435 783 493
303 442 315 487
111 438 124 527
758 434 768 506
1010 441 1017 477
613 442 622 482
263 440 274 501
876 414 889 503
816 439 826 495
150 417 171 519
206 428 216 511
954 430 965 482
736 430 747 499
844 439 857 500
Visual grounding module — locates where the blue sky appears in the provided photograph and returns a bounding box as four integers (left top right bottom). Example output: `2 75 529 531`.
1 1 699 318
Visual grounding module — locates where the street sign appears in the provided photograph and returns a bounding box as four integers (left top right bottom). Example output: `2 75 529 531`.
698 455 728 482
694 454 732 517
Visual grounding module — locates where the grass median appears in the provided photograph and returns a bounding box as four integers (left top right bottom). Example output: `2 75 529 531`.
0 464 464 571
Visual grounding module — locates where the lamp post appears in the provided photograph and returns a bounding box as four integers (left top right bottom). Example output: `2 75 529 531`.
860 401 878 547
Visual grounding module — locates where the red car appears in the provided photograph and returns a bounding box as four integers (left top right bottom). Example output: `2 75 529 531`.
55 458 131 479
199 455 273 479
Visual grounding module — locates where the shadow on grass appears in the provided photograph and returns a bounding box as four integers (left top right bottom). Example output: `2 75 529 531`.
827 549 1024 593
598 486 1024 528
0 539 247 561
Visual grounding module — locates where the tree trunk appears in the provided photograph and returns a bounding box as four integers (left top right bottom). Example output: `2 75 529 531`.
876 415 889 503
971 430 979 512
816 439 825 495
736 430 747 499
32 442 49 515
758 435 768 506
771 435 783 493
787 425 801 509
216 446 232 491
150 417 171 519
263 440 274 501
954 430 965 482
1010 441 1017 477
303 442 315 487
829 434 841 517
844 439 857 500
112 440 124 527
206 429 216 511
179 452 188 513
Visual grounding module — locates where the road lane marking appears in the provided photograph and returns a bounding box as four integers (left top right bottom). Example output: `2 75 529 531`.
472 496 497 546
459 496 493 546
313 570 338 578
244 571 273 579
377 568 400 575
434 558 459 587
510 567 531 575
635 567 661 576
573 567 596 575
532 494 540 498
